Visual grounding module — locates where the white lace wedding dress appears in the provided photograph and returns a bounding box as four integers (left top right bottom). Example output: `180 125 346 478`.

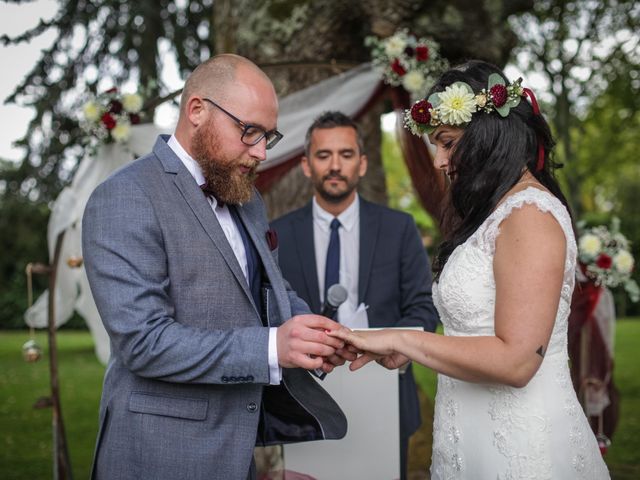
431 188 610 480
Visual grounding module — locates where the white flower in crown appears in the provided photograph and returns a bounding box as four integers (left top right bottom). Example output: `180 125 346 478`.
613 250 634 275
579 233 602 258
83 101 101 122
437 83 478 125
122 93 143 113
402 70 426 94
384 34 406 57
111 120 132 143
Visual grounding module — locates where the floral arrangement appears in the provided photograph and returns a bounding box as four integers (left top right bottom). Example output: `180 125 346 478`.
366 28 448 99
404 74 525 136
578 218 639 302
81 87 144 144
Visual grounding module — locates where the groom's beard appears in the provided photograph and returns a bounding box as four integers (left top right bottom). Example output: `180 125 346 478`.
192 122 258 205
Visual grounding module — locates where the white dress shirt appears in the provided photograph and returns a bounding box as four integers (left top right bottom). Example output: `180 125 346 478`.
312 195 364 326
167 135 281 384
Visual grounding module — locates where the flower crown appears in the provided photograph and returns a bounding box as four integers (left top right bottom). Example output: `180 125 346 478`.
403 73 525 136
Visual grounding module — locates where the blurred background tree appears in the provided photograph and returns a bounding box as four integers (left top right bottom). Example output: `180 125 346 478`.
1 0 639 324
511 0 640 314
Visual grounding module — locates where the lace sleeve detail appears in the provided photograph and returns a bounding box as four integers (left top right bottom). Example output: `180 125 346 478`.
472 188 577 274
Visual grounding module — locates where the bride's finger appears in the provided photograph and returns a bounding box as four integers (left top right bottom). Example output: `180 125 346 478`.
349 352 377 371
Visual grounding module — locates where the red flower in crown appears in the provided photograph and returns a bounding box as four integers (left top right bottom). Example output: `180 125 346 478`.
410 100 432 124
416 45 429 61
490 84 508 107
596 253 613 270
101 112 117 130
390 58 407 76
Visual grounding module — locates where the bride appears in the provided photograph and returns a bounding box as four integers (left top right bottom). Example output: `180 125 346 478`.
331 61 610 479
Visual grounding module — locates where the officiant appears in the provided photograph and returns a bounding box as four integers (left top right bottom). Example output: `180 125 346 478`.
271 110 439 479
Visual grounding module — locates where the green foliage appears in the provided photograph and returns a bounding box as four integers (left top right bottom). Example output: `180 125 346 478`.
0 167 49 329
0 331 105 477
381 130 441 250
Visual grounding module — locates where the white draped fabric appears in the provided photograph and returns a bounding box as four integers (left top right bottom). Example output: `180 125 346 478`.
24 63 381 364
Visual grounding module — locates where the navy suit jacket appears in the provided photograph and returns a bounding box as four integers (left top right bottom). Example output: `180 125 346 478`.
271 197 439 437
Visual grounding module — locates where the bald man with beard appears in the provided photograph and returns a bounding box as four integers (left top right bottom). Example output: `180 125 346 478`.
82 55 349 480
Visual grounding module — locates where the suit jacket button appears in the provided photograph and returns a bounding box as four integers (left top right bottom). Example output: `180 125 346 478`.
247 402 258 413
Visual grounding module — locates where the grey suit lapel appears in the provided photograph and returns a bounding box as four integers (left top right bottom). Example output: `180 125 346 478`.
236 203 292 322
295 203 321 313
153 136 255 309
358 199 379 303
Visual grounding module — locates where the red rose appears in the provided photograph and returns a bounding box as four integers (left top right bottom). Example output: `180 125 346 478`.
129 113 141 125
490 84 508 107
109 100 123 114
404 46 415 57
416 45 429 61
101 113 117 130
410 100 432 124
596 253 612 269
390 59 407 76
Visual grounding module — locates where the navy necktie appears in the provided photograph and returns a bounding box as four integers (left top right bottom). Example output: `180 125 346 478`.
324 218 341 303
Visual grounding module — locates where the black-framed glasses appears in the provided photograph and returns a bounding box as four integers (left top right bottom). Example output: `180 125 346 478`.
202 98 283 150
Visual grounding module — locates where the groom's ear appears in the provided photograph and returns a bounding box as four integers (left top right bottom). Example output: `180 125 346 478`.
186 96 208 127
301 156 312 179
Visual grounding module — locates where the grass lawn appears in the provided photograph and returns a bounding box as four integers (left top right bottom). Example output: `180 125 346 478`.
0 330 104 478
413 318 640 479
0 321 638 479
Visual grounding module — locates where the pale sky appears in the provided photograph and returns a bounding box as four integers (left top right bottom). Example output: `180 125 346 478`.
0 0 59 162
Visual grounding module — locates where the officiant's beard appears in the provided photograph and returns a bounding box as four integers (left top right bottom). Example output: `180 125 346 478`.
192 122 258 205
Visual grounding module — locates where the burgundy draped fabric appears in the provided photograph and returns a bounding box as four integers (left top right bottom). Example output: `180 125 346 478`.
568 273 620 443
389 87 446 223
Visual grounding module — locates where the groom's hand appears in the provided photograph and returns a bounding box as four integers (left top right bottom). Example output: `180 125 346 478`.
321 345 360 372
277 315 344 370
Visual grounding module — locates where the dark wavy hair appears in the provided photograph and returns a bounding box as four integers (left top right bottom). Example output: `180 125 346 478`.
430 60 572 279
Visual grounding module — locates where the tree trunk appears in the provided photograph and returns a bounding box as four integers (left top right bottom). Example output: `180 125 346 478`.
215 0 532 220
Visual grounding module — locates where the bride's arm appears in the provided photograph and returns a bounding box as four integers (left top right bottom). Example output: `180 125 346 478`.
340 204 567 388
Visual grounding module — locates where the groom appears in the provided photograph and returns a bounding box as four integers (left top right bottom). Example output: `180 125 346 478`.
82 54 349 480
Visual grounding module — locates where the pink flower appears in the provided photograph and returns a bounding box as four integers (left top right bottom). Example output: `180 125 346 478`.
391 59 407 76
416 45 429 61
101 113 117 130
596 253 613 270
410 100 432 124
490 84 508 107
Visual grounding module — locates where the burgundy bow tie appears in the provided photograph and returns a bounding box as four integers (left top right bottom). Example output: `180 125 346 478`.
200 183 224 207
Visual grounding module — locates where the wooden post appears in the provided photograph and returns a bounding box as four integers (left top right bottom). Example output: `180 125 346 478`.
32 230 73 479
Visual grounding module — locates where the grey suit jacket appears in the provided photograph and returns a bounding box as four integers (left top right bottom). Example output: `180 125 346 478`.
82 136 346 480
271 198 439 438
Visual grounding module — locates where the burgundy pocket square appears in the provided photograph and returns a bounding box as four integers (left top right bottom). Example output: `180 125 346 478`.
266 229 278 251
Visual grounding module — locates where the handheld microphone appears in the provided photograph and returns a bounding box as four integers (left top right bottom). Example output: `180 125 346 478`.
321 284 348 320
313 284 348 380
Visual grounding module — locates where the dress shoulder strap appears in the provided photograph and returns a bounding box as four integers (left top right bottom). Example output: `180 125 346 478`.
473 187 576 265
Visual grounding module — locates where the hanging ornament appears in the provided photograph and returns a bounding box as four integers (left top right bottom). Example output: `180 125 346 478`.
22 263 43 363
22 338 43 362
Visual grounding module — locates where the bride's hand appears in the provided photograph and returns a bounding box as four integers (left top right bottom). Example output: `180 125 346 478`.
349 351 411 372
329 326 398 358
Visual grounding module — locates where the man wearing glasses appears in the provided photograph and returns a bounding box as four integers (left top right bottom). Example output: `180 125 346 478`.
82 54 350 480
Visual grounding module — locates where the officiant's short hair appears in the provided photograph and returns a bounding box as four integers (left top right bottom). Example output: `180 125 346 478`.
305 111 365 157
